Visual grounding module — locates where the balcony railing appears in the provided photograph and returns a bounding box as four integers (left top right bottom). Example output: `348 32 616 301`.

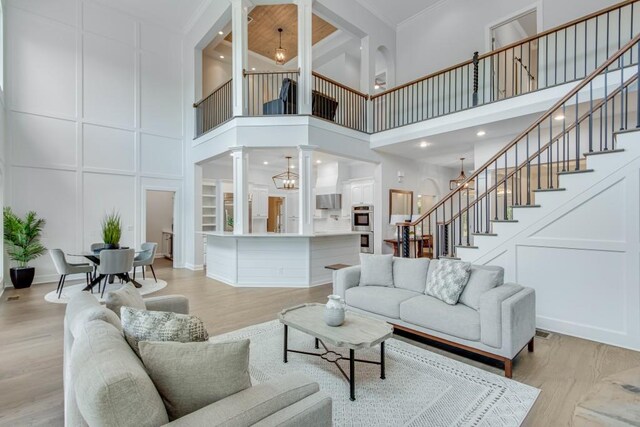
396 32 640 259
194 79 232 138
245 69 300 117
312 72 368 132
371 0 640 132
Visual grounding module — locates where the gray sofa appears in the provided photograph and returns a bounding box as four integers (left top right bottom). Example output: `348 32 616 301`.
64 292 332 427
334 258 535 377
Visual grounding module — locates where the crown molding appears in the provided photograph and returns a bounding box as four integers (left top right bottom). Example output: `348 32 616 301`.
351 0 396 30
397 0 452 30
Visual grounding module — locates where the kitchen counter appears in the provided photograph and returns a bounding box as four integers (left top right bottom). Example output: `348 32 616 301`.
205 232 360 287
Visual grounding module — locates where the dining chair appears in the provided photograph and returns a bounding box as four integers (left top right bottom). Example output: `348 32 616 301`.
89 243 105 279
133 242 158 283
97 249 135 298
50 249 93 299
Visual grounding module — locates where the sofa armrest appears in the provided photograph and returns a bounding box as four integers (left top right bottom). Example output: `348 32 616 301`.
479 283 535 356
144 295 189 315
164 373 321 427
251 392 332 427
334 266 360 299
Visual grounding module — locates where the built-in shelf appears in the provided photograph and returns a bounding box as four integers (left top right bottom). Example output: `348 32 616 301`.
202 179 217 234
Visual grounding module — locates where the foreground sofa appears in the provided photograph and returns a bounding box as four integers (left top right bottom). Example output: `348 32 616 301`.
64 292 332 427
334 258 535 377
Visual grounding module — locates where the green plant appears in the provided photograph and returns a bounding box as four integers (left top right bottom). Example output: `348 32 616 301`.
101 211 122 245
3 207 47 268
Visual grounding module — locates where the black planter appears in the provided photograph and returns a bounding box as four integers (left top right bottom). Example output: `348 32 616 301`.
10 267 35 289
103 243 120 250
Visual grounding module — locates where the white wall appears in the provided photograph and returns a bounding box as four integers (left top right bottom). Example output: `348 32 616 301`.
396 0 622 84
4 0 184 283
202 55 231 96
315 52 361 90
146 190 173 256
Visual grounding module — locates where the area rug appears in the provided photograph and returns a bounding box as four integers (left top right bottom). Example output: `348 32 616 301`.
44 279 167 304
211 320 540 427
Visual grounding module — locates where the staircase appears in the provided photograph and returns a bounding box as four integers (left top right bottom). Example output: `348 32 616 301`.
397 34 640 349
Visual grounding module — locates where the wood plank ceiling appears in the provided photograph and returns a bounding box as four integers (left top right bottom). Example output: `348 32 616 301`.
226 4 337 62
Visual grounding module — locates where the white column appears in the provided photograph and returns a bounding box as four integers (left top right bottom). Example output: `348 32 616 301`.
360 36 374 132
230 0 249 117
231 147 249 235
298 145 315 235
296 0 313 115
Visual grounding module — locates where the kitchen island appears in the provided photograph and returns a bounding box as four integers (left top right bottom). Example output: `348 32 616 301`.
203 232 361 287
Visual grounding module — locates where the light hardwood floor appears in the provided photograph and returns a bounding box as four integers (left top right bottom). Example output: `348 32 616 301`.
1 260 638 426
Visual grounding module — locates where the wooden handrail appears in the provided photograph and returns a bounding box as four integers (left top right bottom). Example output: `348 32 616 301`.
312 71 369 99
193 78 232 108
243 68 300 76
372 0 636 100
400 31 640 228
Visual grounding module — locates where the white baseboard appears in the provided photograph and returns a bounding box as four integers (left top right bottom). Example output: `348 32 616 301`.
185 263 204 271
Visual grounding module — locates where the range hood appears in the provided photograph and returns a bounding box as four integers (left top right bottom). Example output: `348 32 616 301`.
316 194 342 210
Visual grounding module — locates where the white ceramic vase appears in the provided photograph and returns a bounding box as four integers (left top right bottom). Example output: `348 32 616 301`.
323 294 346 327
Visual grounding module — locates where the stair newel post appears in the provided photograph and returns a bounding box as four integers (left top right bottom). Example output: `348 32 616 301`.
466 186 470 246
575 92 580 171
458 190 462 246
401 225 410 258
636 41 640 128
472 51 479 106
526 134 531 206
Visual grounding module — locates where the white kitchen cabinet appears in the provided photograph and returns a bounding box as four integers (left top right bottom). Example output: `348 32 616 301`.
250 185 268 219
350 180 374 205
341 182 351 218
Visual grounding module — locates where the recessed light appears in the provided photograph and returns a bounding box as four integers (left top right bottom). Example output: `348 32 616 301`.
476 130 486 137
263 161 269 165
554 114 565 121
218 31 224 35
359 46 363 50
374 84 380 90
316 160 322 164
289 165 295 169
219 55 225 59
419 141 429 148
251 67 256 71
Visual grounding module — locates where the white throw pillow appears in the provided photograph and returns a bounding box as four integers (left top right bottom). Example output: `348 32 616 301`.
459 265 504 310
425 259 471 305
359 254 394 287
105 283 146 318
393 257 430 293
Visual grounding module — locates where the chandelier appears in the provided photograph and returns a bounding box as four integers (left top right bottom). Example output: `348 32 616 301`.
272 156 298 190
275 28 286 65
449 158 474 190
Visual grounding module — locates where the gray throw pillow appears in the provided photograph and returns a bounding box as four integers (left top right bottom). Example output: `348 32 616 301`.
120 307 209 356
459 265 504 310
106 283 146 318
139 340 251 420
393 257 430 293
359 253 394 287
425 259 472 305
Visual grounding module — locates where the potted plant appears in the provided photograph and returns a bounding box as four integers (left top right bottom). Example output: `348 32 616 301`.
3 208 47 289
101 211 122 249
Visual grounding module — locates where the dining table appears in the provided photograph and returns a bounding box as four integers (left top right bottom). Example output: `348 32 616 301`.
67 249 143 292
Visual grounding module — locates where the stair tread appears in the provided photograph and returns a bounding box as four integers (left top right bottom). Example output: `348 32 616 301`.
491 219 518 223
455 245 478 249
533 188 566 192
557 169 594 175
584 148 624 157
439 256 461 260
471 233 498 236
511 204 541 208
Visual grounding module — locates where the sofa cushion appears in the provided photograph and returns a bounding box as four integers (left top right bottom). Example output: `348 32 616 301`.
393 257 430 293
70 320 169 426
459 265 504 310
121 307 209 356
359 253 394 287
139 340 252 420
400 295 480 341
66 291 102 326
70 305 122 338
345 286 421 319
425 259 471 305
106 283 146 318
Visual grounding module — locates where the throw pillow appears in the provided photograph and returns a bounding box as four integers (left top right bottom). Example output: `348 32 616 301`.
459 265 504 310
393 257 430 293
120 307 209 356
425 259 472 305
359 253 394 287
106 283 146 319
139 340 251 420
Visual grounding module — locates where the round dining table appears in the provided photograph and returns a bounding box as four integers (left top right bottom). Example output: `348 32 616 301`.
67 249 143 292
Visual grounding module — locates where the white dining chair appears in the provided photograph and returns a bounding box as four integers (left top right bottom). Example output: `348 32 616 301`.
50 249 93 299
133 242 158 282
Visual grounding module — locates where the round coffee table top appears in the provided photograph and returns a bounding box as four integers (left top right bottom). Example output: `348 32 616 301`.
279 303 393 350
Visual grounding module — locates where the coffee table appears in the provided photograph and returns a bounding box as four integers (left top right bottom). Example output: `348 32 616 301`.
278 303 393 401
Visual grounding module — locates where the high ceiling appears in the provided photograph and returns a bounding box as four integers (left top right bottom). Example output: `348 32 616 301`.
93 0 206 30
353 0 446 27
226 5 337 62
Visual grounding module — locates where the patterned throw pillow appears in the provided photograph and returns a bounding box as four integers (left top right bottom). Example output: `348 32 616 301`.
120 307 209 356
425 259 472 305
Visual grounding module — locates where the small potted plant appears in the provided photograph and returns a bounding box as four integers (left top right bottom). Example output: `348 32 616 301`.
101 211 122 249
3 207 47 288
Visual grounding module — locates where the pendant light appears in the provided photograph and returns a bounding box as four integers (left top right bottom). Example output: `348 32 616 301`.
272 156 299 190
449 158 474 190
275 28 286 65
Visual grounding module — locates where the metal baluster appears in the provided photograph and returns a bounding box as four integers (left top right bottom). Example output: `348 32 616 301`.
526 134 531 205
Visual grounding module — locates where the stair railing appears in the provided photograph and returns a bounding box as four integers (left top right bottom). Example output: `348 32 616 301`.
194 78 233 138
372 0 640 133
397 32 640 259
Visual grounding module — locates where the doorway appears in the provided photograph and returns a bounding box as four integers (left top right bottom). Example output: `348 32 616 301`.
267 197 285 233
145 190 175 262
